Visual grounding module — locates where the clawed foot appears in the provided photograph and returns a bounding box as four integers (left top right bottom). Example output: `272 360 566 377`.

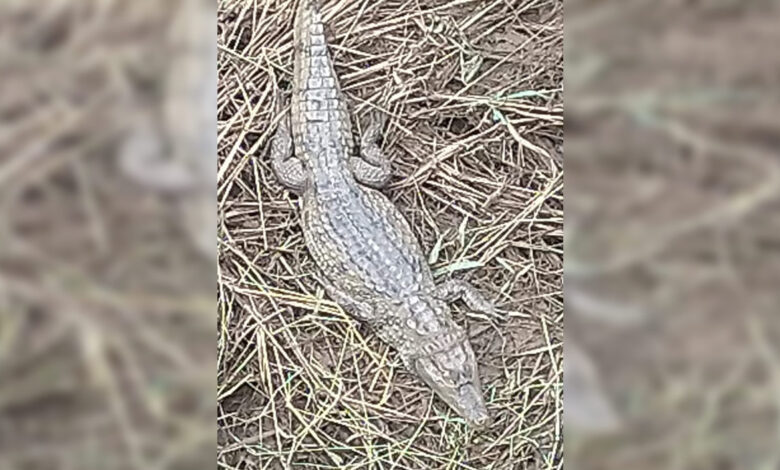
352 112 392 188
433 279 495 315
269 90 308 192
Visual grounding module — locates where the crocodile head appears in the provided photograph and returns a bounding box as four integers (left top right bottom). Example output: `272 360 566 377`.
413 339 490 429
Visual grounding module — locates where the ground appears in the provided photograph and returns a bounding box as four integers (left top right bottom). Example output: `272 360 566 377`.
217 0 563 469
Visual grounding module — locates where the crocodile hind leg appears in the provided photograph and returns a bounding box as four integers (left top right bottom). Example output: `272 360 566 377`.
351 113 391 188
269 94 308 192
434 279 495 315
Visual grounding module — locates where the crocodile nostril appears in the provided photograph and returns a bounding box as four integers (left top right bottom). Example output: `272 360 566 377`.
471 413 491 429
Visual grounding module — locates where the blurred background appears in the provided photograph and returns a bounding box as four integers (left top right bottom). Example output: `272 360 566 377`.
566 0 780 468
3 0 779 468
0 1 215 469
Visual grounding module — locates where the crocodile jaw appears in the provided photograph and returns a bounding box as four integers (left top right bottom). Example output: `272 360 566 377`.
413 340 490 429
455 382 491 429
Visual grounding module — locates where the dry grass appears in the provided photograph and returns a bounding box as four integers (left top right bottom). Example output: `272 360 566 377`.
217 0 563 468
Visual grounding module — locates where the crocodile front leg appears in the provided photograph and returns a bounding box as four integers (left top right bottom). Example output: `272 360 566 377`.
434 279 495 315
350 114 391 188
269 96 308 193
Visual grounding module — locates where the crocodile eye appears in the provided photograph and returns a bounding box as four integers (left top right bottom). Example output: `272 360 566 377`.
431 362 456 387
437 373 457 388
448 370 461 386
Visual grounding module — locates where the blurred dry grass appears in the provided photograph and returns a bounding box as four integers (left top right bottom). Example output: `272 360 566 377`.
567 0 780 468
217 0 562 468
0 1 215 469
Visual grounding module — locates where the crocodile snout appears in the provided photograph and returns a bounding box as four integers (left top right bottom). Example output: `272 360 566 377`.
459 383 490 429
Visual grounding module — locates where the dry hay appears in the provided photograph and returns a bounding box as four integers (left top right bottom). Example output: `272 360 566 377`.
217 0 563 468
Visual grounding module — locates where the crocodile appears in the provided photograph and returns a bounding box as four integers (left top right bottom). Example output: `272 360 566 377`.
268 0 494 428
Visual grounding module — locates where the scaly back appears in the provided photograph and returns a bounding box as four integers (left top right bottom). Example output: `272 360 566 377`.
291 0 354 164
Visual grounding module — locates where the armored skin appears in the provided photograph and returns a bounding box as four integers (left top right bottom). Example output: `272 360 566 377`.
269 0 494 428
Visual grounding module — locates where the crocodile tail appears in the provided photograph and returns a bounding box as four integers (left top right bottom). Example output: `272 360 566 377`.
295 0 323 30
293 0 341 101
290 0 352 156
293 0 330 66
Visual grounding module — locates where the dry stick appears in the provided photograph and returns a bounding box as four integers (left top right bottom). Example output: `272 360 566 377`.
331 0 374 55
73 158 110 256
252 159 269 250
256 324 287 459
458 0 504 31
